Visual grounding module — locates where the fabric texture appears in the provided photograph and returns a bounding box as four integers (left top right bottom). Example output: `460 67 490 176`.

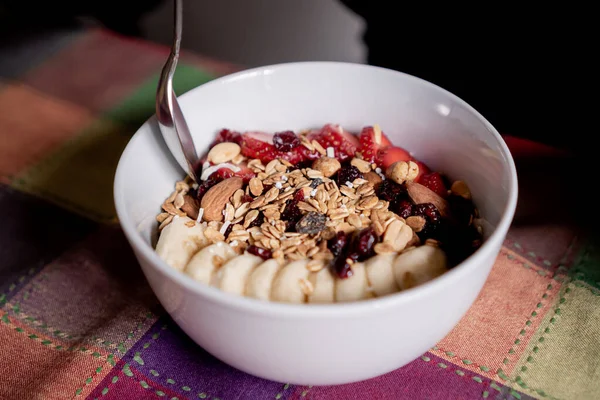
0 28 598 400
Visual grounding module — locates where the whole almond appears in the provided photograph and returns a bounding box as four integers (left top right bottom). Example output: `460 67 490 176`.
181 194 200 220
200 177 244 221
406 181 450 217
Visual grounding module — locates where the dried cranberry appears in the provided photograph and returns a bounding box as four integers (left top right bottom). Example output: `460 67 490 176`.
273 131 300 152
332 255 354 279
281 199 303 227
347 227 379 261
327 231 355 279
412 203 443 239
376 180 412 214
336 165 363 186
247 211 265 229
247 245 272 260
397 200 413 219
447 195 475 227
328 231 349 258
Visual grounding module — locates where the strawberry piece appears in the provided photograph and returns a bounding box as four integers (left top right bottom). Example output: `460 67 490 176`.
359 125 392 163
419 172 448 198
379 146 412 170
240 132 316 164
308 124 359 161
213 128 243 145
413 160 430 183
234 166 256 183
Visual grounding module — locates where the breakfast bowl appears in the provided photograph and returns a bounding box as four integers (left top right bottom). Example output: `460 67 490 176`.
113 62 518 386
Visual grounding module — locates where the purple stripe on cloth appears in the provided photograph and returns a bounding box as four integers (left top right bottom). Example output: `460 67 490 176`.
289 353 534 400
110 317 293 400
0 183 95 300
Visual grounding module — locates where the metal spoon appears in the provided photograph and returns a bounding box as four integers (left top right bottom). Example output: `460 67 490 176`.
156 0 200 182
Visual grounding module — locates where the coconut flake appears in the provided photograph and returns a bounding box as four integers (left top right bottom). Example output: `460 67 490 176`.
220 220 231 235
200 163 241 181
196 208 204 222
326 147 334 158
275 182 283 189
345 181 354 188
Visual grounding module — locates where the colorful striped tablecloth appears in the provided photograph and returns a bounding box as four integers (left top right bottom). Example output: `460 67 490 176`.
1 28 598 400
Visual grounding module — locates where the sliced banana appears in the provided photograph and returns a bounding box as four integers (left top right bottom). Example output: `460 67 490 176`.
245 259 281 301
308 267 335 304
336 262 370 302
155 216 208 271
393 245 448 290
185 242 237 285
215 254 263 295
365 254 399 297
271 259 310 304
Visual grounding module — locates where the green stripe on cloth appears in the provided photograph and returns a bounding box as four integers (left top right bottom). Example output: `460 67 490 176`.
11 119 133 223
569 233 600 290
509 281 600 400
105 63 216 127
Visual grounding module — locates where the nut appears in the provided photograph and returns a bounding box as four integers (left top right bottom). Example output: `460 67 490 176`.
207 142 241 164
386 161 419 184
364 171 382 186
200 177 244 221
181 194 200 220
451 180 471 199
406 181 450 217
311 157 341 178
406 216 426 232
383 219 413 251
351 158 372 173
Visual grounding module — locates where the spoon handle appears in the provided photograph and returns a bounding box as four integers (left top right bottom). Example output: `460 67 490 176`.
156 0 201 182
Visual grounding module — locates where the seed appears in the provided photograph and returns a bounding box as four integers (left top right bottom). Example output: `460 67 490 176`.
249 178 264 196
311 140 327 155
406 216 426 232
295 212 327 234
347 214 362 229
232 189 245 208
329 210 350 220
249 196 266 209
358 196 379 210
244 210 260 228
264 187 279 203
265 159 281 175
158 215 174 230
234 202 250 218
156 212 170 223
350 158 372 173
224 203 235 222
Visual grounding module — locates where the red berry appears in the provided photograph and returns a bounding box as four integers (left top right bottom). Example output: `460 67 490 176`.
412 203 443 238
213 128 242 145
273 131 300 152
358 125 392 163
335 165 363 186
379 146 412 170
247 245 272 260
240 132 315 164
419 172 448 198
308 124 359 161
413 160 430 182
233 166 256 183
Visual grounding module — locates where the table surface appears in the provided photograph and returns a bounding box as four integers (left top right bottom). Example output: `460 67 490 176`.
1 27 598 400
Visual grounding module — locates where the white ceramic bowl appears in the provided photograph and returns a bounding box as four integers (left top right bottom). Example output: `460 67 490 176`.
114 62 518 386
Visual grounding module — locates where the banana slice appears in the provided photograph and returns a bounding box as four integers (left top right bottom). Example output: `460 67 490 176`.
271 260 310 304
365 254 399 297
185 242 237 285
245 259 281 301
215 254 263 295
307 267 336 304
335 262 370 302
393 245 448 290
155 216 209 271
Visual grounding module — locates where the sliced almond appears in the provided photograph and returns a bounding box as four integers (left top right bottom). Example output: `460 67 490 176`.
200 177 244 221
451 180 471 199
351 157 372 173
406 181 450 217
207 142 241 164
249 177 264 197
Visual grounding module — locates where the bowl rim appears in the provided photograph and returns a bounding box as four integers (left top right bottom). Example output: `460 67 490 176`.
114 61 518 318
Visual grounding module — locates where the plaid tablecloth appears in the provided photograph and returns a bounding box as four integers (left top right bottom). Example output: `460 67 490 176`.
1 28 599 400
